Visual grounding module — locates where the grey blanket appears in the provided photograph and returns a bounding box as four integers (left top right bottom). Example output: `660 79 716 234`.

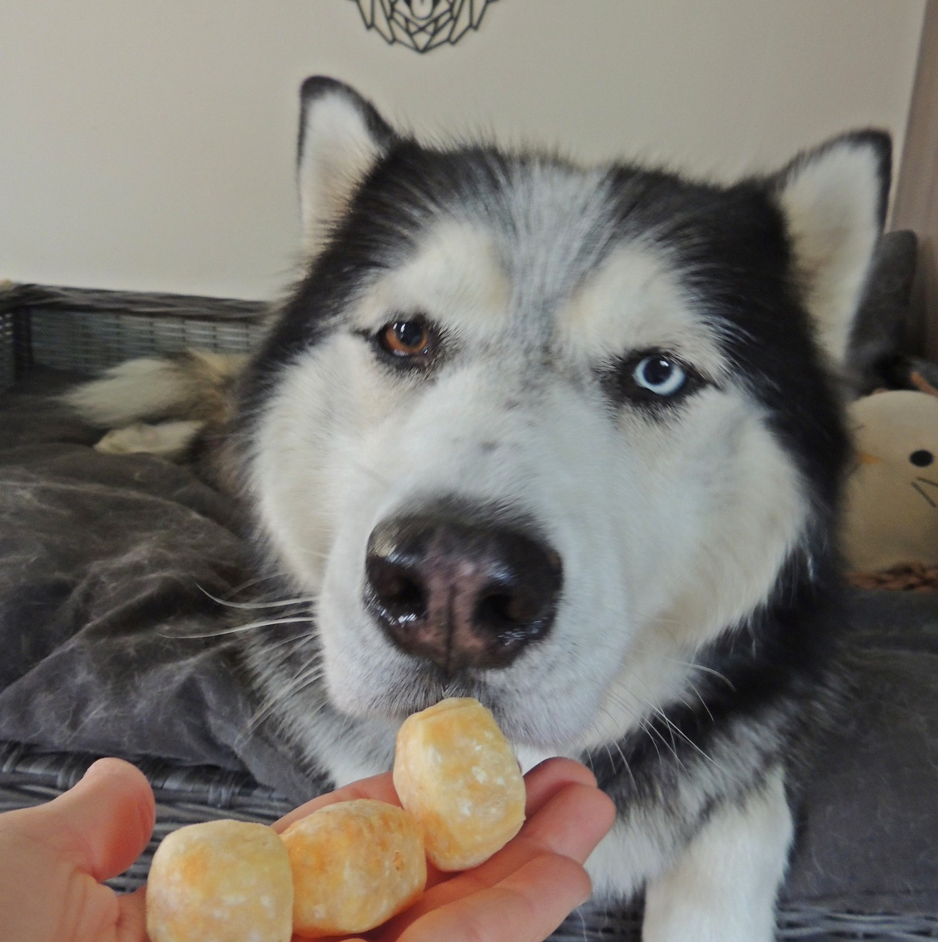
0 370 321 801
1 369 937 913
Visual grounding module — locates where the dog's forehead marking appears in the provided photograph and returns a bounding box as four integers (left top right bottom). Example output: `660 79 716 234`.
356 221 511 331
355 161 725 376
487 161 617 323
559 241 731 378
357 163 618 339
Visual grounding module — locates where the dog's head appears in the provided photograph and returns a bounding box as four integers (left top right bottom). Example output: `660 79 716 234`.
241 78 889 752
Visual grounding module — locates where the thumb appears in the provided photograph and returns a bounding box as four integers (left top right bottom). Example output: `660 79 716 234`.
18 758 155 882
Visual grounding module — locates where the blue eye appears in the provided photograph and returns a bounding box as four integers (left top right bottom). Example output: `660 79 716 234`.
633 355 687 396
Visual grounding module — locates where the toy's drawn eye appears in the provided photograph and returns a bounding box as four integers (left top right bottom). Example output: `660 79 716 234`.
910 449 934 468
633 355 687 396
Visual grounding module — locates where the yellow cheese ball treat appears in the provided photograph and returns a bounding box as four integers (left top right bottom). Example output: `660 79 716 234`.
393 697 526 871
281 798 427 938
146 819 293 942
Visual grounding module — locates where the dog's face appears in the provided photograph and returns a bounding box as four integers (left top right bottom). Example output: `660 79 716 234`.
242 78 888 754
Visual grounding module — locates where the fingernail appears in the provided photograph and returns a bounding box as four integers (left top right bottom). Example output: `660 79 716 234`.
81 759 106 781
81 757 125 783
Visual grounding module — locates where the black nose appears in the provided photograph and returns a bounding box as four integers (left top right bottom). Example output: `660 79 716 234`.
365 510 563 673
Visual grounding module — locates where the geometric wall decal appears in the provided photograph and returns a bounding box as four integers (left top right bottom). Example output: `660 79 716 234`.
349 0 500 53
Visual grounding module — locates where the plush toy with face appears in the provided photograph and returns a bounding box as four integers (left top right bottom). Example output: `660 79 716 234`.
842 388 938 573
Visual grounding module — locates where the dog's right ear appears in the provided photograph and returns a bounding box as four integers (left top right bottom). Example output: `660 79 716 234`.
297 77 395 257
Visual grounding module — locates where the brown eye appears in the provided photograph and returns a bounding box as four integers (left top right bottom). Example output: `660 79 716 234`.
378 319 434 358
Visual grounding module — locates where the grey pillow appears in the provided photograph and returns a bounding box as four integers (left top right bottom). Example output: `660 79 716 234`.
783 590 938 913
847 229 918 395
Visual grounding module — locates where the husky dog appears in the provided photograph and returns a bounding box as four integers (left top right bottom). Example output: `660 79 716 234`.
70 78 890 940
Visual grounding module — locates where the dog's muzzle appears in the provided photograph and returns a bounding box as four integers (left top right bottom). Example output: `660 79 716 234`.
364 506 563 674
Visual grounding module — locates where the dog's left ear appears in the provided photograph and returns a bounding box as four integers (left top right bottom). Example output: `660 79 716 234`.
772 131 891 365
297 77 396 257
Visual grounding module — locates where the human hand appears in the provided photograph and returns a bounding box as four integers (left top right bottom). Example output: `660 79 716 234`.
0 757 155 942
274 756 616 942
0 754 614 942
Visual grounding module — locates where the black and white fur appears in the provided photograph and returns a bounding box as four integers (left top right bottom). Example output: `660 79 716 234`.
70 78 890 940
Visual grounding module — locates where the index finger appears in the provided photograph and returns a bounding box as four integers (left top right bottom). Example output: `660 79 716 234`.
523 757 597 817
272 772 401 833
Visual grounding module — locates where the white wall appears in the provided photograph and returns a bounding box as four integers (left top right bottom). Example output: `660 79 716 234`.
0 0 926 300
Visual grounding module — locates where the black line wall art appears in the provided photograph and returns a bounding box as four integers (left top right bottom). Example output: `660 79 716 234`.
350 0 500 53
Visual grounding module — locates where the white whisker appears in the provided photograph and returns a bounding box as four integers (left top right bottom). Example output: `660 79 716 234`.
165 614 312 639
